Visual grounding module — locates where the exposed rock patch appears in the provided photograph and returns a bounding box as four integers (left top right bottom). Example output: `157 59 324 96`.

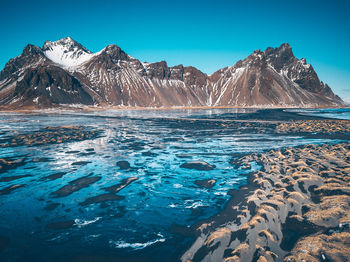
51 175 101 197
116 160 131 170
80 176 138 206
194 179 217 189
46 220 76 230
0 174 31 182
0 157 26 174
181 161 216 171
80 193 124 206
277 119 350 135
41 172 67 181
0 126 101 148
0 184 25 195
103 177 138 194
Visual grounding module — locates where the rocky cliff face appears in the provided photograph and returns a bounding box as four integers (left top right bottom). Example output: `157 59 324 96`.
0 37 343 108
209 44 342 106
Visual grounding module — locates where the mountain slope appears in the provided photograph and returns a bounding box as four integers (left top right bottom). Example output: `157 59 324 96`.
0 37 344 108
209 45 342 106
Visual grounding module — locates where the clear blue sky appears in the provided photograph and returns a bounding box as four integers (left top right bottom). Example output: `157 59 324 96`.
1 0 349 100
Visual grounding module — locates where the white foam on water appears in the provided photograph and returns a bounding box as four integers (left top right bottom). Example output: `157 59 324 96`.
184 200 207 209
74 217 101 227
109 233 165 250
214 191 227 196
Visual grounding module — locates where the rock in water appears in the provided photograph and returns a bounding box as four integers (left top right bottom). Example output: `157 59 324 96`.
194 179 216 188
46 220 76 230
180 161 215 171
116 161 131 170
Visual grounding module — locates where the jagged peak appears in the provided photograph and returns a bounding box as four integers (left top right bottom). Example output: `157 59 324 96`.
42 37 91 53
265 43 313 72
41 37 94 68
99 44 129 61
170 64 184 69
148 60 168 68
22 44 43 56
238 48 267 69
251 49 265 59
279 42 291 49
104 44 121 51
184 65 207 75
266 42 294 58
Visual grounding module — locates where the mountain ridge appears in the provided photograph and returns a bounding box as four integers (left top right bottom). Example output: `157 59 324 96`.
0 37 344 108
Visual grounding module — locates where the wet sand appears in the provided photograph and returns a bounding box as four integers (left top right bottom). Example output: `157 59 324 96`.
182 141 350 262
0 126 102 148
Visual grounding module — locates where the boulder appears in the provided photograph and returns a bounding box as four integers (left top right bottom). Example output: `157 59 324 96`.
180 161 215 171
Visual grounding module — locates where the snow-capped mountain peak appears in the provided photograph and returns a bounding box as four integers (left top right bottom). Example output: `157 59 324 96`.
42 37 94 68
0 40 343 108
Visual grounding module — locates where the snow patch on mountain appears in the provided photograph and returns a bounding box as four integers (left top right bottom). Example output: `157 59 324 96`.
42 37 95 68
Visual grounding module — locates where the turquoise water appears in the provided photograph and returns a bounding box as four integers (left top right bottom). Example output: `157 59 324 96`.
0 109 345 262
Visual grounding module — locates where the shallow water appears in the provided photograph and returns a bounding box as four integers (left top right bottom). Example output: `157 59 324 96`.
0 109 345 261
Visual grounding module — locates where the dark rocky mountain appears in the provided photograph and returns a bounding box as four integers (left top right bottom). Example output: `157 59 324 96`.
0 37 343 108
209 44 342 106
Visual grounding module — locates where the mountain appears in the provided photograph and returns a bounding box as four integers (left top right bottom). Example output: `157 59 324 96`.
209 44 342 106
0 37 343 108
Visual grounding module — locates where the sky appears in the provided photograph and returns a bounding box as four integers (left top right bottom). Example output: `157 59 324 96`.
1 0 349 100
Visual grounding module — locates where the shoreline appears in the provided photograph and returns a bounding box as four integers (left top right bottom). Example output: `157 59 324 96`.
0 104 349 114
181 141 350 262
